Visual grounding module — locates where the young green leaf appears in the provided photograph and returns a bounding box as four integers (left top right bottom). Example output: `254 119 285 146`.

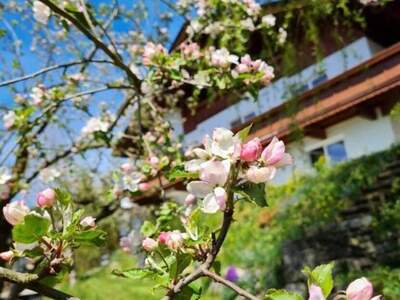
237 182 268 207
235 123 253 142
12 214 50 244
302 263 334 298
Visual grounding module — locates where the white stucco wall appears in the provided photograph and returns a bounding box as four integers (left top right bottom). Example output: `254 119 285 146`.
273 113 398 184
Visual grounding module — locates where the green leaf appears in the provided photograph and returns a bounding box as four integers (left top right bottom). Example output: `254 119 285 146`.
212 261 222 275
12 214 50 243
264 289 303 300
302 263 334 298
113 268 157 279
237 182 267 207
166 165 198 182
140 221 157 237
235 123 253 142
55 189 72 206
74 229 106 246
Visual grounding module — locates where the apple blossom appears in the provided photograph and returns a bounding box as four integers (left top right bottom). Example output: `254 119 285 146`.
149 156 160 167
211 128 241 160
142 42 167 66
180 42 201 59
0 167 12 185
3 201 30 226
210 48 238 68
3 111 16 130
346 277 376 300
30 85 46 106
81 117 110 136
158 232 170 244
278 27 288 45
142 237 158 252
202 187 227 213
246 166 276 183
184 193 196 206
262 14 276 27
121 162 135 174
241 18 255 31
39 167 61 183
261 137 289 166
0 251 14 262
36 188 56 208
165 231 184 251
244 0 261 15
199 160 230 186
240 138 262 162
308 284 325 300
32 1 50 24
123 172 144 192
138 182 151 192
80 216 96 228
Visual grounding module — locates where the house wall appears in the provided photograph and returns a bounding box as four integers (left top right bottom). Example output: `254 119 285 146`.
273 112 398 184
182 37 383 147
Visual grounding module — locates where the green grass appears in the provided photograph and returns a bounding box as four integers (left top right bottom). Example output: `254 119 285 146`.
57 251 220 300
58 251 163 300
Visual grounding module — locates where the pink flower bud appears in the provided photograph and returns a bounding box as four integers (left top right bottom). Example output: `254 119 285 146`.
165 231 184 251
149 156 159 167
36 188 56 208
142 237 158 252
308 284 325 300
346 277 374 300
184 193 196 206
80 216 96 228
138 182 151 192
240 138 262 162
0 251 13 262
158 232 170 244
246 166 276 183
261 137 286 166
3 201 30 225
121 162 134 174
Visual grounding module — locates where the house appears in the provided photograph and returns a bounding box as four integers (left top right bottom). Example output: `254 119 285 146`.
116 1 400 200
170 0 400 184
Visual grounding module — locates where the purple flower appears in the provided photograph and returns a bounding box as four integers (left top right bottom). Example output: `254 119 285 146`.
225 266 239 282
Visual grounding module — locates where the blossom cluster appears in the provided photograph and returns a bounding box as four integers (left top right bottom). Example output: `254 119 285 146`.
0 187 100 275
309 277 381 300
184 128 291 213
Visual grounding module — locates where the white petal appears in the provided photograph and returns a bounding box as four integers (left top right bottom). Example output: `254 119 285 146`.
201 194 220 214
187 181 214 197
184 159 204 172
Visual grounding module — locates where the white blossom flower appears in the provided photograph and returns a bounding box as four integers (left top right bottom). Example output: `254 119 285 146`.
39 167 61 183
3 111 16 130
278 27 288 45
262 14 276 27
32 1 51 24
0 167 12 185
81 117 111 136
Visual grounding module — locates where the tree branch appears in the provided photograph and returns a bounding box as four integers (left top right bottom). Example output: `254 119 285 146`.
0 267 74 299
0 60 113 87
202 268 259 300
38 0 142 92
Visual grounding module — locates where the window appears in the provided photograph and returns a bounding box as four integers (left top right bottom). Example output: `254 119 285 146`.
309 140 348 166
309 147 325 165
312 73 328 87
326 141 347 163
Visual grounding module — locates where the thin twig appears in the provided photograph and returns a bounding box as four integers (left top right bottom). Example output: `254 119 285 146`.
202 269 259 300
0 60 113 87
